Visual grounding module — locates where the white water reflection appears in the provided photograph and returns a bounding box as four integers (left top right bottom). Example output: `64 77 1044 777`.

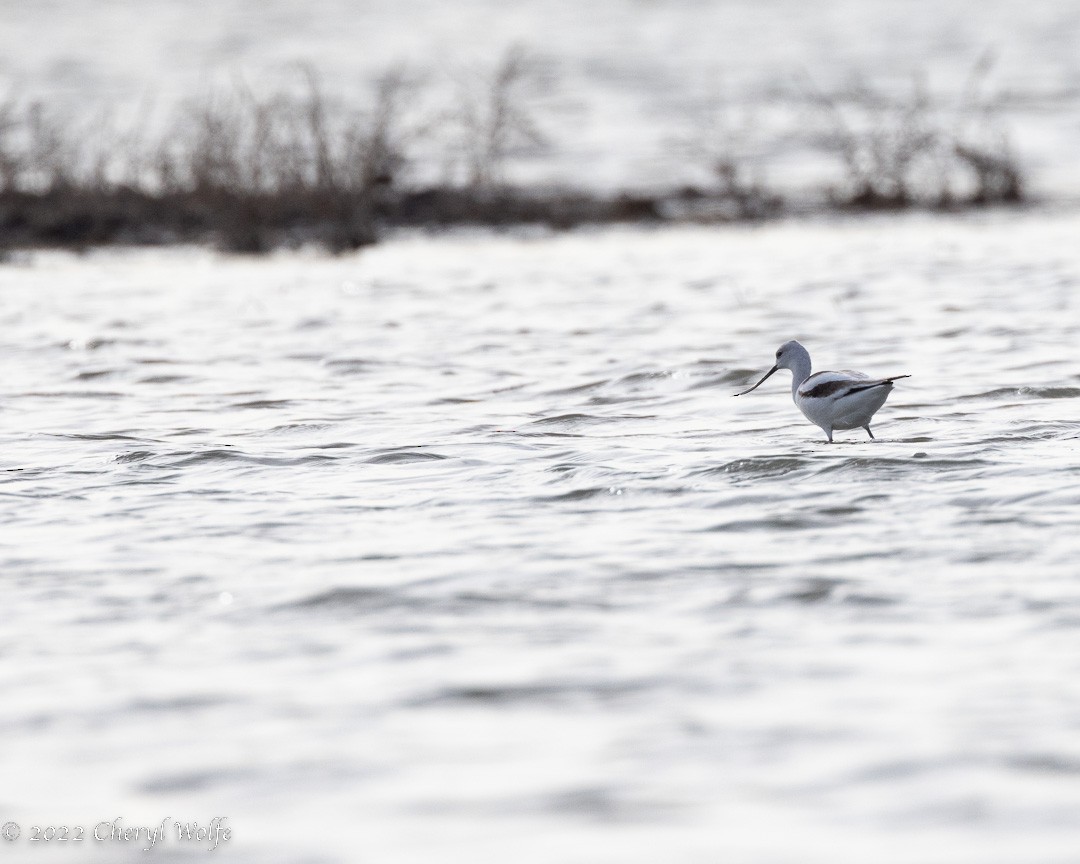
3 211 1080 862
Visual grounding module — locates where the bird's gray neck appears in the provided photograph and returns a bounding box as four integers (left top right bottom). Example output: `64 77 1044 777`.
789 352 811 398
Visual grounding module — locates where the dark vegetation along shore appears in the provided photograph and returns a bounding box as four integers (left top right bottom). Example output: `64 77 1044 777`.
0 51 1028 254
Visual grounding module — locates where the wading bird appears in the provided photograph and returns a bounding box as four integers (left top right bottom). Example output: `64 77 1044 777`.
734 340 909 442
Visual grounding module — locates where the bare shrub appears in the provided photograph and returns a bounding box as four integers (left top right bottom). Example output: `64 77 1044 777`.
0 51 1034 253
676 85 783 220
803 57 1025 209
950 54 1023 204
803 73 938 208
0 99 80 193
444 46 550 188
144 69 422 251
352 69 413 192
0 91 25 192
0 69 421 252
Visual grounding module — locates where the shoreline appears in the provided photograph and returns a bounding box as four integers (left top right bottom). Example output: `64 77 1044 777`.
0 52 1036 256
0 181 1039 257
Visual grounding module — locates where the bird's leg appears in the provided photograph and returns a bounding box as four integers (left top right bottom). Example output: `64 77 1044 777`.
863 425 875 440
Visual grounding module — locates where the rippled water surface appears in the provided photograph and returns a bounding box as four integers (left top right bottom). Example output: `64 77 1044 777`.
5 211 1080 862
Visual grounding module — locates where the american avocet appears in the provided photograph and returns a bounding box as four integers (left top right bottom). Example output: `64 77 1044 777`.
734 340 909 442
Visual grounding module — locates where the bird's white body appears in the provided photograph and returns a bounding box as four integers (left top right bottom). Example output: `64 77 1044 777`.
735 340 908 442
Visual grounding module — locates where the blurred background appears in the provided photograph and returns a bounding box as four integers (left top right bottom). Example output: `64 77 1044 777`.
2 0 1080 251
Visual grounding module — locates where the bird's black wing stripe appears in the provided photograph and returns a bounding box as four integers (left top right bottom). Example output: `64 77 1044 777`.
844 381 894 394
801 379 852 399
802 379 894 399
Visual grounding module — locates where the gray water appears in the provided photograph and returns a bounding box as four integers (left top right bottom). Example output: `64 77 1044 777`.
4 211 1080 862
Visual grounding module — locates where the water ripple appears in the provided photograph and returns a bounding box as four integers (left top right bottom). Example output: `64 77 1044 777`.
7 214 1080 863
